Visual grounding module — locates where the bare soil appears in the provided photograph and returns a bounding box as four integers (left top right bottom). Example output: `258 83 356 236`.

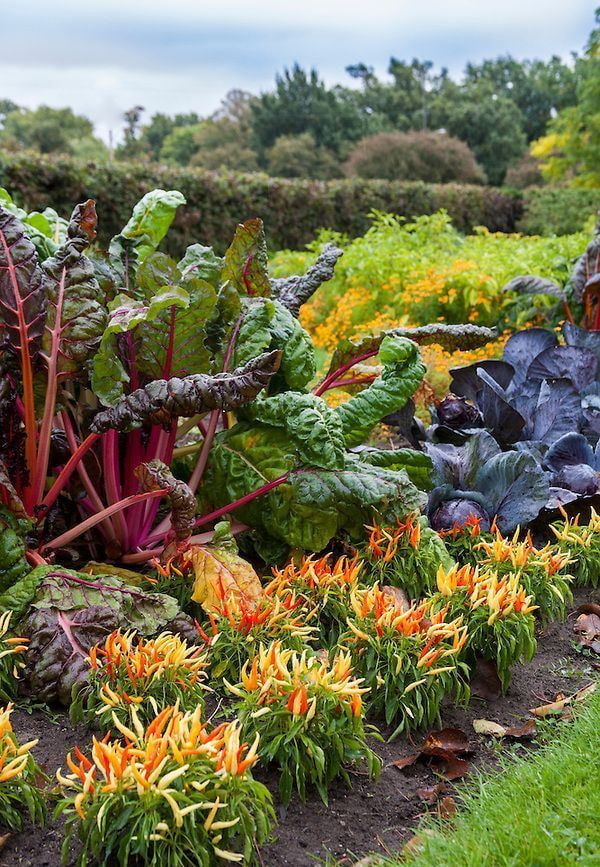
2 586 599 867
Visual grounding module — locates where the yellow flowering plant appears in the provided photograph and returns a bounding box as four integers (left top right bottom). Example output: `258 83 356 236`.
71 630 210 727
0 704 45 831
0 610 29 702
476 530 573 622
56 704 275 866
432 564 537 691
340 585 469 738
226 641 380 805
265 554 362 645
550 509 600 587
194 589 316 686
363 515 455 600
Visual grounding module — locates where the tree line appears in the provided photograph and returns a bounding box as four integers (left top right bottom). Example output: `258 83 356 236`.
1 12 597 188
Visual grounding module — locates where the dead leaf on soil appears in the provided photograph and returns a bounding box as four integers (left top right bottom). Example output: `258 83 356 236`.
0 833 11 853
530 682 597 717
573 612 600 654
416 782 447 803
439 796 458 818
472 718 537 739
393 727 473 780
402 829 437 857
470 657 502 701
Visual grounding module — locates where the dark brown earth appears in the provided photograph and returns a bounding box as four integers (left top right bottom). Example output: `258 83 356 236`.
2 586 599 867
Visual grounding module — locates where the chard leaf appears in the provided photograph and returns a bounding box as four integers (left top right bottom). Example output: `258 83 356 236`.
178 244 223 286
0 207 47 357
335 336 425 447
354 447 433 489
234 299 316 391
271 243 342 317
570 236 600 301
244 392 345 470
110 189 186 273
41 200 108 367
474 451 549 533
135 460 196 543
502 275 566 300
91 287 190 405
184 544 263 613
90 351 281 432
205 423 426 550
222 218 271 298
328 324 495 376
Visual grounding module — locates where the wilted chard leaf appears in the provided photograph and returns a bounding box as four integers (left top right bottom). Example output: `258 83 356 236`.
222 217 271 297
135 460 197 545
271 243 343 317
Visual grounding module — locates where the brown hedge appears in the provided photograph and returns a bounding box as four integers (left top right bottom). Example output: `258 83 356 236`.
0 151 523 254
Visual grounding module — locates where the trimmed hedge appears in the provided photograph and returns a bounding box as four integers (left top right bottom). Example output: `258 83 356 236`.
518 186 600 236
0 151 522 254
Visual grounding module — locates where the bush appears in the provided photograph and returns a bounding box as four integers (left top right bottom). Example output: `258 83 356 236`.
345 131 486 185
266 132 341 179
518 186 600 235
504 154 544 189
0 150 521 254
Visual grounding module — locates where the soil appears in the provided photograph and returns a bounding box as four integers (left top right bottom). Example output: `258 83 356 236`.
2 586 599 867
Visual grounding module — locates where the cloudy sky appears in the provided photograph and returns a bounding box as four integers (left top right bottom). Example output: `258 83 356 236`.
2 0 594 142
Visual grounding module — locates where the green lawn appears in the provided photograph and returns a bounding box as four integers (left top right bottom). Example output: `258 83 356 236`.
389 686 600 866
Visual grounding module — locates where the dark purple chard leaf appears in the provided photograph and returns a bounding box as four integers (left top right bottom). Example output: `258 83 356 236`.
21 605 120 704
0 207 47 356
502 328 558 390
527 345 598 392
474 451 549 533
569 236 600 301
328 323 495 377
222 218 271 298
530 379 583 445
476 369 525 445
271 243 343 317
502 275 566 300
90 350 281 432
135 460 196 544
41 200 108 366
450 360 514 402
0 459 27 520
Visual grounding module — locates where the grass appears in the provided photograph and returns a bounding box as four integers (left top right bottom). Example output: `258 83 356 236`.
387 684 600 866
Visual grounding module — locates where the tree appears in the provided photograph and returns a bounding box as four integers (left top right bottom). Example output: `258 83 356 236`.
137 112 200 160
266 133 341 178
531 11 600 187
250 64 367 156
116 105 146 159
430 85 527 185
0 105 105 157
345 130 486 183
0 99 20 127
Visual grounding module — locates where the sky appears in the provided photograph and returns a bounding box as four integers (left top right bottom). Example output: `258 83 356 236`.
1 0 594 143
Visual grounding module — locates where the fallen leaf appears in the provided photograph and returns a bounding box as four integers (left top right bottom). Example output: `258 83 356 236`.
402 829 437 857
577 602 600 618
573 613 600 654
472 719 506 736
422 727 471 755
530 682 597 717
470 657 502 701
0 833 10 853
472 718 536 739
439 796 457 819
392 753 419 770
416 783 446 803
436 753 471 780
382 585 410 612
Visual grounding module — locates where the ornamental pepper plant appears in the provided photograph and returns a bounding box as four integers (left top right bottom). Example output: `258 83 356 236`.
0 704 45 831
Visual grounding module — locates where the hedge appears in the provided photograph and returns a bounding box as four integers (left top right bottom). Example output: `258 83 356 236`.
0 151 522 254
517 186 600 236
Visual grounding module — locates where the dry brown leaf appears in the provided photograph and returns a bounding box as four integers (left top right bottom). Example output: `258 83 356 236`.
472 718 536 739
392 753 419 770
402 829 437 857
422 727 471 755
439 796 458 819
530 682 597 717
416 782 446 803
573 612 600 654
0 833 11 853
470 657 502 700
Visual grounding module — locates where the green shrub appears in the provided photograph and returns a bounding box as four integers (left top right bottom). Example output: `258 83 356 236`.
0 150 521 254
518 186 600 235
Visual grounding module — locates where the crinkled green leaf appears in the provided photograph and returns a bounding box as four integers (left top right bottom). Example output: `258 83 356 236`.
355 447 433 489
178 244 223 287
91 287 190 405
205 422 426 551
135 460 196 543
222 218 271 298
0 206 46 356
111 189 186 269
271 243 343 317
41 200 108 367
244 392 345 470
335 336 425 447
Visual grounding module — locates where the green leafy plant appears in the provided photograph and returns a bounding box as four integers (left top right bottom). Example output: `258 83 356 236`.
56 705 275 866
226 642 380 804
550 509 600 587
0 703 45 831
0 610 28 702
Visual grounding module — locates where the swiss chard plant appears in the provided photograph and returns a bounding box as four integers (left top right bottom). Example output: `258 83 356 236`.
0 189 495 579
